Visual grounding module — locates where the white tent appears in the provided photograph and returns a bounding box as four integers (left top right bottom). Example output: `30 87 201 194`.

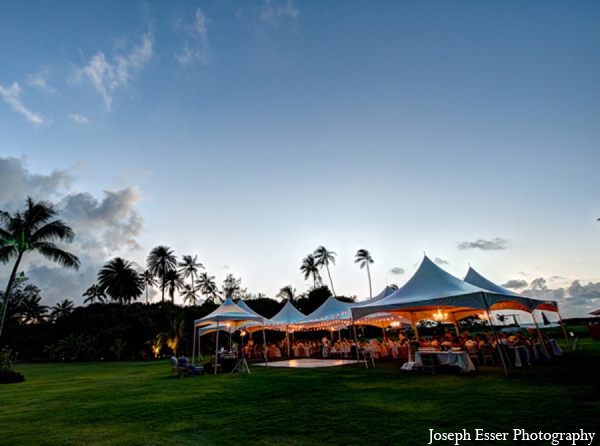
266 300 306 356
463 266 568 352
193 298 268 373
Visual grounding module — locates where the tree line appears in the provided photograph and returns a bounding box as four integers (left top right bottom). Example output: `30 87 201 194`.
1 197 374 360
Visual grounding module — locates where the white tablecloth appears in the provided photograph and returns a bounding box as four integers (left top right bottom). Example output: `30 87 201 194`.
414 351 476 372
510 346 530 367
549 339 563 356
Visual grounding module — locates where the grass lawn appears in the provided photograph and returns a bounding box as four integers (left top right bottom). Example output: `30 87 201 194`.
2 334 600 446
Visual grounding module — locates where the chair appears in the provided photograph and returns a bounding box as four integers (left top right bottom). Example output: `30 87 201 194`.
481 345 497 366
170 357 187 378
467 346 480 366
360 349 376 369
420 353 440 374
569 333 578 351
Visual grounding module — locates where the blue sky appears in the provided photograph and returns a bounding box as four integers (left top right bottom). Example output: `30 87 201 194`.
1 1 599 317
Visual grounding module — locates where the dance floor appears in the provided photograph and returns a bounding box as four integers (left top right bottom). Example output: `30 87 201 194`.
254 359 359 368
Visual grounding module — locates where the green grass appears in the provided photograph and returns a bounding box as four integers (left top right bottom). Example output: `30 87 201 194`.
2 336 600 445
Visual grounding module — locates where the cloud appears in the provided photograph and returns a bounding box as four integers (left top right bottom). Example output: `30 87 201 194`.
519 277 600 317
389 267 405 275
73 32 154 110
457 237 508 251
260 0 298 26
0 156 73 209
69 114 89 124
25 69 56 94
58 188 144 259
501 279 528 289
434 257 449 265
0 83 44 124
176 8 211 65
0 157 146 307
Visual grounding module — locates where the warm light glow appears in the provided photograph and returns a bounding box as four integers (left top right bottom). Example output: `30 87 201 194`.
432 308 448 322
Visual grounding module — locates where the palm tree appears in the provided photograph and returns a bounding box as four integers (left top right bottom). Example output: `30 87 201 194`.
82 284 106 305
140 270 157 305
300 254 322 288
313 246 337 296
178 255 204 306
18 287 48 324
276 285 297 302
146 246 177 303
51 299 75 320
181 283 200 306
198 272 220 303
97 257 143 304
162 269 184 303
0 197 80 337
354 249 374 298
159 318 185 355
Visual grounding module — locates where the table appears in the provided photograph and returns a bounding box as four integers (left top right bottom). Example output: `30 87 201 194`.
549 339 563 356
414 351 476 373
268 347 281 358
510 345 531 367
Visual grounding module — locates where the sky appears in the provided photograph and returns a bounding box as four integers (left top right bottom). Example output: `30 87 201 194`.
1 1 599 318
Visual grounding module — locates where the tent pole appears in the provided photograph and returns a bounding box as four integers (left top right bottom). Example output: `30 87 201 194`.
483 293 510 378
411 312 420 342
229 325 232 351
352 317 361 368
556 310 572 352
532 312 551 361
199 332 202 361
452 313 461 337
192 325 196 365
286 325 290 357
215 320 220 375
262 319 269 370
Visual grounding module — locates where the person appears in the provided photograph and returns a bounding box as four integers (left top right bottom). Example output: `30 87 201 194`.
178 353 196 377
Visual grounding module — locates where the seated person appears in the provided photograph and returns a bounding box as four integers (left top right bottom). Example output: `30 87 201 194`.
178 353 196 377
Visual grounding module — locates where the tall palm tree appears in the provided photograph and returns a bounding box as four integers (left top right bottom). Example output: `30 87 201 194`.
198 272 220 303
51 299 75 320
0 197 80 337
82 284 106 305
140 270 157 305
146 246 177 303
313 246 337 296
354 249 374 298
178 255 204 306
300 254 322 288
97 257 143 304
162 269 184 303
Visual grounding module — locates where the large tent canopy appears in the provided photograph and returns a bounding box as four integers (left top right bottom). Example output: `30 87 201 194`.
463 266 558 313
267 300 305 329
292 296 354 331
352 257 560 324
290 292 411 332
194 298 264 329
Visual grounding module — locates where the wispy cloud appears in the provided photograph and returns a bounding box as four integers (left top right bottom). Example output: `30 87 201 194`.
69 114 89 124
260 0 298 26
25 69 56 94
176 8 211 65
457 237 508 251
73 32 154 111
0 83 44 124
434 257 449 265
389 267 405 275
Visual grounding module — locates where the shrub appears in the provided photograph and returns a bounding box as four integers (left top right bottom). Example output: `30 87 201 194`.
0 347 24 384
